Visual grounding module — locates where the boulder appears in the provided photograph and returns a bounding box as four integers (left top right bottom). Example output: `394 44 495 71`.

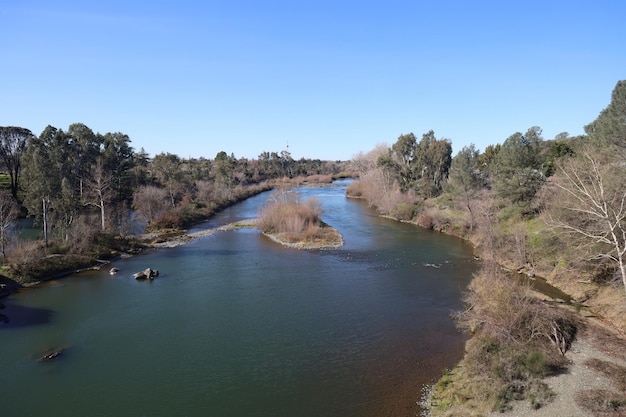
134 268 159 280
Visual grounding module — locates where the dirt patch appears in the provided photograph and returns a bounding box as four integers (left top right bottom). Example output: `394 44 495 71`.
487 320 626 417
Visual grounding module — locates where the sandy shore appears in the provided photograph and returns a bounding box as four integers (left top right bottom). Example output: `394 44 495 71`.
262 230 344 250
147 220 259 248
147 218 344 251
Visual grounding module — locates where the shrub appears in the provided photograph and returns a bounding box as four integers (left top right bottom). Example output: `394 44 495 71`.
303 174 333 184
524 351 551 378
446 265 576 412
392 202 417 221
346 180 364 198
257 189 322 235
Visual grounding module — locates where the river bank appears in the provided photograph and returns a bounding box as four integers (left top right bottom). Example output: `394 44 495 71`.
350 195 626 416
1 182 466 417
394 219 626 416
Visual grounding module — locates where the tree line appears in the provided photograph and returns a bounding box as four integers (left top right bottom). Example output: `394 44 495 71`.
0 123 347 262
348 80 626 413
349 80 626 295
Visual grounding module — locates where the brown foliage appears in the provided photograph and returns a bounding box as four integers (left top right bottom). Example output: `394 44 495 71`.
575 389 626 416
576 334 626 415
132 185 170 224
445 265 578 412
456 266 576 352
258 190 322 235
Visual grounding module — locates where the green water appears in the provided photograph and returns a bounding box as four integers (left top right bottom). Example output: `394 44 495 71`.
0 182 476 416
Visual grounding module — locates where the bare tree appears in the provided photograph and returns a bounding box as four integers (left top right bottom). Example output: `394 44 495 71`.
548 149 626 294
132 185 169 225
83 157 113 231
0 190 18 259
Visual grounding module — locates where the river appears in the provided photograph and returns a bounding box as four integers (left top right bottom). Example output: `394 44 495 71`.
0 180 476 417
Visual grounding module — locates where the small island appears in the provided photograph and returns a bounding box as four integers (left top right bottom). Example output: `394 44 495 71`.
257 188 343 250
142 188 343 251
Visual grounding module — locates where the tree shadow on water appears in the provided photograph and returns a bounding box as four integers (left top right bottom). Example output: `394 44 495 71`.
0 301 54 329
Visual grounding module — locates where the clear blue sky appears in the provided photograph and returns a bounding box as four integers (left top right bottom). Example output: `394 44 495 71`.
2 1 624 161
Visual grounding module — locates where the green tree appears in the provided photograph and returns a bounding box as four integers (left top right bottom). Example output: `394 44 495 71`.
21 126 70 245
151 152 183 208
391 133 417 191
0 126 33 200
479 143 501 178
491 127 545 204
584 80 626 154
213 151 238 198
100 132 135 201
67 123 101 197
544 140 575 177
448 144 483 229
415 130 452 197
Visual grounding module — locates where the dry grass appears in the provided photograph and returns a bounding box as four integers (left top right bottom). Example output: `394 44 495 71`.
266 223 343 249
575 389 626 416
295 174 334 184
257 190 321 235
258 189 342 248
573 324 626 416
431 265 578 415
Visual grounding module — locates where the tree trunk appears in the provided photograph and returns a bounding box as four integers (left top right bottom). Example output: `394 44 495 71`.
42 198 49 247
100 200 106 231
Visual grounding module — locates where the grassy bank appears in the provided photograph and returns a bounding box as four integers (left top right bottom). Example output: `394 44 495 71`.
0 184 274 287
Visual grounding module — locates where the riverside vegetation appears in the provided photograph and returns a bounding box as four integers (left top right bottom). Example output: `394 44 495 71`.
2 80 626 415
0 128 349 285
347 80 626 415
257 187 343 249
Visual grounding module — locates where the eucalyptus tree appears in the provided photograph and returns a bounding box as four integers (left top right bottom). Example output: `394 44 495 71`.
0 126 34 200
21 126 72 245
415 130 452 197
280 149 295 178
100 132 135 201
213 151 238 198
67 123 102 197
391 132 417 191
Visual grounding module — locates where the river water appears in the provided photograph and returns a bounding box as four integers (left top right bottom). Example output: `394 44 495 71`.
0 181 476 417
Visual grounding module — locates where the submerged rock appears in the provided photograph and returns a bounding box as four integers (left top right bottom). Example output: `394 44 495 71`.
38 347 67 362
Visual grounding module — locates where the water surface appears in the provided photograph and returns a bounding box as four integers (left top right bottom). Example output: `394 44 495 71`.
0 181 476 416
